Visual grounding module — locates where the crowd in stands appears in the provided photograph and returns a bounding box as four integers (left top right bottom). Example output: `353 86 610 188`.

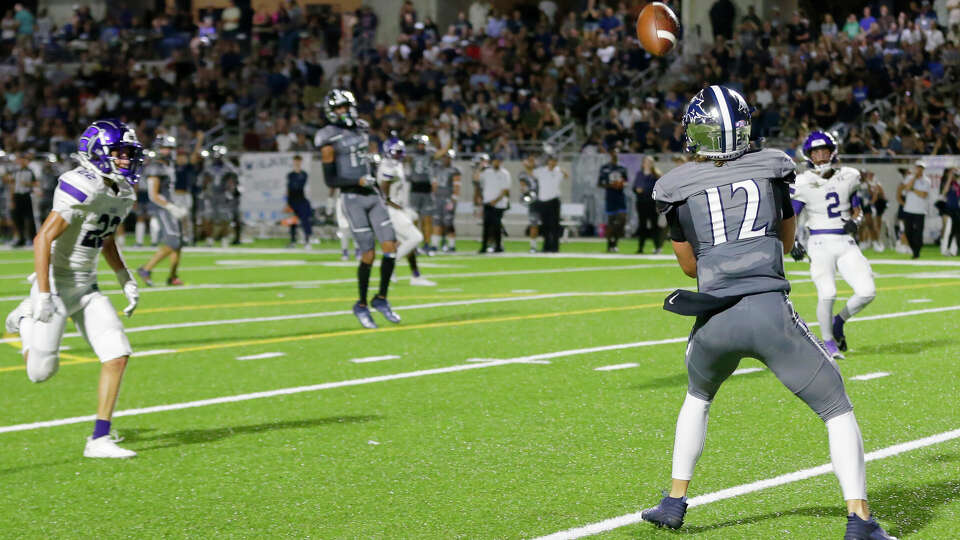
0 0 959 160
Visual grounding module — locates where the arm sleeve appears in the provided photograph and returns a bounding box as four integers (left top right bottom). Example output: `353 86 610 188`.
773 179 796 219
665 205 686 242
322 161 361 188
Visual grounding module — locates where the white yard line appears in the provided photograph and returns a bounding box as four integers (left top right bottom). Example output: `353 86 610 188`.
534 427 960 540
732 367 765 375
594 363 639 371
907 298 932 303
130 349 177 357
236 352 287 361
349 355 401 363
850 371 892 381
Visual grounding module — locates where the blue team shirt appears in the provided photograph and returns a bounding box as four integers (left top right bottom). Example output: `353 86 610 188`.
287 170 308 202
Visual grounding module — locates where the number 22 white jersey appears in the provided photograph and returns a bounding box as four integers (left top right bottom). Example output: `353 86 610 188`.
51 167 136 283
790 166 861 231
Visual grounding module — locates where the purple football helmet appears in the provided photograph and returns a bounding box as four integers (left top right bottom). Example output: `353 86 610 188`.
77 119 145 185
802 131 838 173
384 137 406 159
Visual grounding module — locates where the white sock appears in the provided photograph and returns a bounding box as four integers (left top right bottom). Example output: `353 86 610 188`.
431 235 440 248
530 238 537 248
339 228 350 251
826 411 867 501
941 218 952 252
818 298 835 341
135 221 145 245
448 237 455 248
671 393 711 481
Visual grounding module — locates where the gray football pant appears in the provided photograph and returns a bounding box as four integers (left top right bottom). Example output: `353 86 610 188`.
341 192 396 253
685 291 853 422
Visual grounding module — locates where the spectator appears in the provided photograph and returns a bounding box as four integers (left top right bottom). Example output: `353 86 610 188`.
860 6 877 34
286 155 312 248
477 154 510 253
10 154 36 247
597 145 628 253
533 153 565 252
900 161 932 259
821 13 838 38
709 0 735 40
843 13 860 39
13 3 33 38
632 155 662 254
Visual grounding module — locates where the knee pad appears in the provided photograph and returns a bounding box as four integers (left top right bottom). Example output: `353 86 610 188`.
78 296 133 362
26 349 60 383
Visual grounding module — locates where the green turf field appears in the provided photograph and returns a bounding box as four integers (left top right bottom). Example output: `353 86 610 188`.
1 239 958 539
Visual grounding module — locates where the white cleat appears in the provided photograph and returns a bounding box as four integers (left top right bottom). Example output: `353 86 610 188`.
5 298 30 334
84 434 137 459
409 276 437 286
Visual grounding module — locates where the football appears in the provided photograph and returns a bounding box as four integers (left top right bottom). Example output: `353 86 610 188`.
636 2 680 56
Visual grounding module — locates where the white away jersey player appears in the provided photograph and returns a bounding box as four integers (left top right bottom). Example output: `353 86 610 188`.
52 167 137 284
790 167 861 233
377 157 410 209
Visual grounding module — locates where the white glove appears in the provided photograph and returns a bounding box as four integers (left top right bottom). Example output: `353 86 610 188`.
32 292 56 323
167 204 188 220
117 269 139 317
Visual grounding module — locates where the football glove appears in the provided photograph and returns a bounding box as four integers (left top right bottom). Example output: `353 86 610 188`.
790 241 807 262
167 204 188 220
842 218 860 236
116 269 139 317
32 292 56 323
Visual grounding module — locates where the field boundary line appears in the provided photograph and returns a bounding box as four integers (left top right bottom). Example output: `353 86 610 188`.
533 427 960 540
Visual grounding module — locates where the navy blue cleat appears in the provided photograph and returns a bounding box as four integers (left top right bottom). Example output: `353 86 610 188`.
844 514 897 540
833 314 847 351
371 296 401 324
641 495 687 530
353 302 378 329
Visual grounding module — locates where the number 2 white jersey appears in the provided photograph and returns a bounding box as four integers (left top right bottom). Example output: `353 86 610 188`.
790 167 861 231
51 167 136 284
377 157 409 209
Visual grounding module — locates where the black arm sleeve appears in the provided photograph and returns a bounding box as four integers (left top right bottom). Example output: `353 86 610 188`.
772 179 795 219
322 161 359 188
665 206 686 242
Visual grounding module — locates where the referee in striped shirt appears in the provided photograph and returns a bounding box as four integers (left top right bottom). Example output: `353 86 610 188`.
11 154 36 247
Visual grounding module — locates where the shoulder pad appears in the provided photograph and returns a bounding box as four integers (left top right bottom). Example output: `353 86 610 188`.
314 125 341 147
57 169 97 203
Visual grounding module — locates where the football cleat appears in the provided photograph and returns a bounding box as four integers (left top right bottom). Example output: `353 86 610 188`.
341 249 350 261
371 296 401 323
353 302 378 329
844 514 897 540
83 434 137 459
823 339 845 360
166 277 185 286
641 495 688 529
409 276 436 287
136 267 154 287
5 298 31 334
833 315 848 351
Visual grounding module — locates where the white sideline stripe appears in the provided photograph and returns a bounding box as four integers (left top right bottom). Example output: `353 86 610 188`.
0 288 682 344
0 359 524 435
534 427 960 540
907 298 932 303
0 264 673 300
594 363 639 371
236 352 286 361
131 349 177 357
732 367 764 375
850 371 891 381
350 355 401 363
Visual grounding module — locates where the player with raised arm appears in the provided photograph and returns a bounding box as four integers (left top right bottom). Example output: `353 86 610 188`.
136 135 187 286
789 132 876 358
377 138 436 286
316 89 400 329
641 87 895 540
4 120 144 458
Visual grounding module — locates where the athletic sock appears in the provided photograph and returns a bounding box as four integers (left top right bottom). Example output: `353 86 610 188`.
339 229 350 251
357 261 372 304
818 298 836 341
431 236 440 248
671 393 711 480
408 253 421 277
135 221 145 244
379 253 396 297
530 238 537 249
92 419 111 440
448 237 455 248
289 226 297 243
826 411 867 500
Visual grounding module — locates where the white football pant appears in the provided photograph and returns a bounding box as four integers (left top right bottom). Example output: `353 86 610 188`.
808 235 876 342
387 206 423 259
21 279 132 383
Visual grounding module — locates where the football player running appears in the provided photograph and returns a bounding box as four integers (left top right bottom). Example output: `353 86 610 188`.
4 120 144 458
641 87 895 540
137 135 187 286
316 89 401 329
790 131 876 359
377 138 436 286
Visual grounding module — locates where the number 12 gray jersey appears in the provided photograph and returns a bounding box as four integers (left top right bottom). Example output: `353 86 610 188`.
654 149 797 298
314 125 370 183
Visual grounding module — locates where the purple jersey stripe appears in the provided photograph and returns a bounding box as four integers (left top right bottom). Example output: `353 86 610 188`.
809 228 847 235
791 200 805 215
59 180 88 202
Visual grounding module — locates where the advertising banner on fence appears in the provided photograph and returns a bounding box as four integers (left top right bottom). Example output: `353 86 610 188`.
239 152 313 223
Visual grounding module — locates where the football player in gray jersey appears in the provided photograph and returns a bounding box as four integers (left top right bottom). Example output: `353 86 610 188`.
641 86 895 540
137 135 187 286
431 149 461 252
316 89 400 329
408 135 439 254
